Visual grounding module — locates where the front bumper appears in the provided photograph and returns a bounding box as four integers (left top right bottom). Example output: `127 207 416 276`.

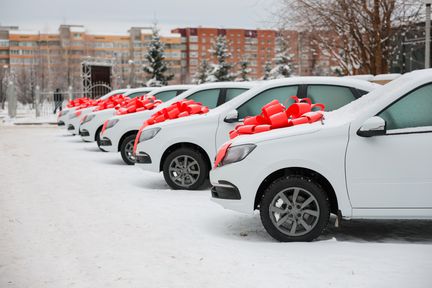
135 152 152 164
79 129 90 137
211 181 241 200
99 137 112 147
100 128 121 152
67 117 80 135
210 161 263 215
135 141 162 173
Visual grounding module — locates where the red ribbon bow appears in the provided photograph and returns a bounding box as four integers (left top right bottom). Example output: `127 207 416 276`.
132 100 210 154
229 96 325 139
115 95 163 115
92 94 129 112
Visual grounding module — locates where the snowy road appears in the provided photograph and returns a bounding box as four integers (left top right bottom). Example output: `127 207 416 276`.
1 125 432 288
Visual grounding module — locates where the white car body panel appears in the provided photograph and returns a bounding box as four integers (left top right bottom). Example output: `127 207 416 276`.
101 82 258 153
80 85 193 142
61 89 127 132
135 77 378 177
210 69 432 219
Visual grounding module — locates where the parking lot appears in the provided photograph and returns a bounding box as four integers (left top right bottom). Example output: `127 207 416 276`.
1 125 432 288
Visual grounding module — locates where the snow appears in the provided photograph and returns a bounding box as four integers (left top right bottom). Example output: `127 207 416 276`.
1 125 432 288
0 107 56 126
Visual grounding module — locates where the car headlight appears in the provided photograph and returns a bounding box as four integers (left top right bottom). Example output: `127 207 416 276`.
139 127 161 143
81 114 95 124
106 119 119 129
221 144 256 167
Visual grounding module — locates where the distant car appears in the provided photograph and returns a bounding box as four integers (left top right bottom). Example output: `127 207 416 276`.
79 85 193 149
134 77 378 190
100 82 258 165
58 89 127 128
210 69 432 242
66 87 154 135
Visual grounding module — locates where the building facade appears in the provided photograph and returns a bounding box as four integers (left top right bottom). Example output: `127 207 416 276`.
0 25 182 97
171 27 277 83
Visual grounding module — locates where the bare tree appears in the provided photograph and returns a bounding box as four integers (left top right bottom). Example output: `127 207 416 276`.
274 0 422 75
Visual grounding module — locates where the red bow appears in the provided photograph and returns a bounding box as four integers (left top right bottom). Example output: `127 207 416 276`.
229 96 325 139
133 100 209 154
115 95 162 115
92 94 129 112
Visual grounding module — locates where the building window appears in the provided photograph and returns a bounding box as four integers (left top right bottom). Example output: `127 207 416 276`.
0 40 9 47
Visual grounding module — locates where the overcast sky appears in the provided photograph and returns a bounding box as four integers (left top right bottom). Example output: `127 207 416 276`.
0 0 277 35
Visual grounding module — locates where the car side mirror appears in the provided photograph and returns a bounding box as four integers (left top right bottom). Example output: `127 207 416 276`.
357 116 386 137
224 110 239 123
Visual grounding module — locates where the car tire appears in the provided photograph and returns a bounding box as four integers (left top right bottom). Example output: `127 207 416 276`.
260 175 330 242
163 147 208 190
95 126 107 152
120 134 137 165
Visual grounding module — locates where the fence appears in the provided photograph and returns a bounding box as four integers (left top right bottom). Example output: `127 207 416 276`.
4 83 112 118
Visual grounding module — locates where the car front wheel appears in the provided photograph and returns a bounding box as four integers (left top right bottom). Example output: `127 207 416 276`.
163 147 208 190
120 134 137 165
260 175 330 242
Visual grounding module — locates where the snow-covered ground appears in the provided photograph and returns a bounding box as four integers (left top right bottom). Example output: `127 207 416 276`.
0 106 57 125
0 124 431 288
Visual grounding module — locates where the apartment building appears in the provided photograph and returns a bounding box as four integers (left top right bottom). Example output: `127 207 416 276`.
0 25 182 94
171 27 277 82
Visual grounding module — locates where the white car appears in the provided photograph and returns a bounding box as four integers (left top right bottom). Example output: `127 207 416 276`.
210 69 432 242
135 77 378 190
66 87 154 135
79 85 193 148
100 82 258 165
58 89 127 128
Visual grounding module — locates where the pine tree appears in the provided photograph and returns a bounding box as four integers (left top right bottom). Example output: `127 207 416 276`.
269 36 295 79
206 35 235 82
192 60 211 84
236 59 252 81
262 61 272 80
143 26 174 87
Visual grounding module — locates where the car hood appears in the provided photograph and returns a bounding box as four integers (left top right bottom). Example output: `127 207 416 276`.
144 113 215 130
230 120 324 146
110 109 155 122
90 108 116 117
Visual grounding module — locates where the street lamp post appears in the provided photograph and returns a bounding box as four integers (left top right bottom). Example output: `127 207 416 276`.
426 0 432 68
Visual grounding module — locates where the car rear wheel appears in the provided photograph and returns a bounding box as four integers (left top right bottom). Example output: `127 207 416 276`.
163 147 208 190
260 175 330 242
120 134 137 165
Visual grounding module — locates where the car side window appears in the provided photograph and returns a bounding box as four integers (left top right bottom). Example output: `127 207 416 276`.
128 91 151 98
185 89 220 109
378 83 432 131
306 85 357 111
153 90 179 102
225 88 249 102
237 86 299 119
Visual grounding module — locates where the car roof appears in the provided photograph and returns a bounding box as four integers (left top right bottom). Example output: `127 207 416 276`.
147 85 195 95
208 76 379 114
123 87 155 96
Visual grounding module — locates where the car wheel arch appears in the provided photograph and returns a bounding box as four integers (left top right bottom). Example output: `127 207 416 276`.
254 167 339 215
118 130 139 152
160 142 211 175
95 125 104 142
